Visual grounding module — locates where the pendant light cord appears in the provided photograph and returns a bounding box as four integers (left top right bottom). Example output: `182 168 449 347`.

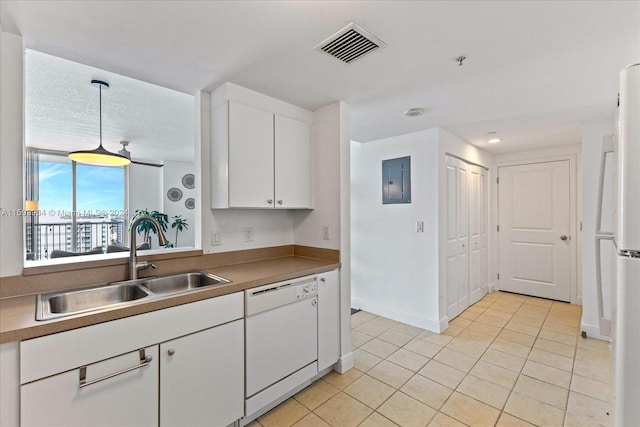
99 84 103 148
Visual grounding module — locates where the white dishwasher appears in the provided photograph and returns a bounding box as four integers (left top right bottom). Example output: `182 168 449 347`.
245 275 318 416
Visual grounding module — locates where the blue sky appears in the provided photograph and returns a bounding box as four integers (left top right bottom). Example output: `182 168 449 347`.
39 161 124 213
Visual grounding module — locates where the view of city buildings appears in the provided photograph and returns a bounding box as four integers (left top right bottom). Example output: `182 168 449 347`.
25 154 126 260
26 212 126 260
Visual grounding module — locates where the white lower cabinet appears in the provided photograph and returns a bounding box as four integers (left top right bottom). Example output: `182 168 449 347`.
16 271 341 427
21 346 159 427
19 292 244 427
160 320 244 427
317 269 340 372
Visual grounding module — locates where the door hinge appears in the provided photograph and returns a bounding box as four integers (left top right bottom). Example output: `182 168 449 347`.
497 177 499 184
497 225 500 232
497 273 500 280
580 221 583 231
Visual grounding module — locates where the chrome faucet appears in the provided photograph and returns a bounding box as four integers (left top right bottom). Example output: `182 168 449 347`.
129 216 168 280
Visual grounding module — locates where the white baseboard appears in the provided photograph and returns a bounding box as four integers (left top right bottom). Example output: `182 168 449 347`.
438 316 449 333
488 282 496 293
580 322 611 342
351 298 441 332
335 351 354 373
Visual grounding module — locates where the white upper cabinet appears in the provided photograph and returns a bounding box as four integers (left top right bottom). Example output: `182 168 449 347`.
228 102 275 208
275 114 310 208
211 83 312 209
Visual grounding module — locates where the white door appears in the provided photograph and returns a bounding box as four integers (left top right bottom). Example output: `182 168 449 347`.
469 165 489 304
160 320 244 427
274 114 310 208
445 156 469 319
498 161 572 301
228 101 274 208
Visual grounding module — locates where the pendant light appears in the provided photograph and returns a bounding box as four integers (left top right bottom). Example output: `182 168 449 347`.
68 80 131 166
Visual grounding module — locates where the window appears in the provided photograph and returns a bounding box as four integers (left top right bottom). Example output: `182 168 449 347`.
25 150 126 260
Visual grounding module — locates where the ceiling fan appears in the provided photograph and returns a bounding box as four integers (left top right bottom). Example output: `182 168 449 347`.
118 141 164 168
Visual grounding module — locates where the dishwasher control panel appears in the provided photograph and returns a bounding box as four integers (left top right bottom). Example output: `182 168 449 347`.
296 282 317 299
245 275 318 316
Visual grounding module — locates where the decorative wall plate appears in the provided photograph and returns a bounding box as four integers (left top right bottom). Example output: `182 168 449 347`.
182 173 195 189
167 187 183 202
185 198 195 209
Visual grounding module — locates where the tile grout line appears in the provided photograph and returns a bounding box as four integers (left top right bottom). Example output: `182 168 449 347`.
344 293 595 427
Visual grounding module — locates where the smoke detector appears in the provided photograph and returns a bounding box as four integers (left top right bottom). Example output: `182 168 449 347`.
404 108 425 117
314 22 386 64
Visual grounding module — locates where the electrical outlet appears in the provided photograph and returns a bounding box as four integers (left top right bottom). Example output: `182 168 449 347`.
322 226 329 240
244 227 254 242
416 221 424 232
212 230 221 246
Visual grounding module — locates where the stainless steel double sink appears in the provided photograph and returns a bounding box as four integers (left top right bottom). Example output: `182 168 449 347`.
36 272 232 321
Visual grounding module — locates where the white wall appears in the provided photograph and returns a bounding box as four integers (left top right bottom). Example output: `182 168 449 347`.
0 28 23 425
581 119 615 341
492 144 582 305
351 127 492 332
351 128 441 330
338 102 352 371
0 31 24 277
293 103 342 250
128 164 163 215
163 160 196 248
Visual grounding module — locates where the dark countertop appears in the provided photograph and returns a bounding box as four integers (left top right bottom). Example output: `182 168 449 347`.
0 256 339 344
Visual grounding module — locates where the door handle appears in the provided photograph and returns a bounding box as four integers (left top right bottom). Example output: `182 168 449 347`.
560 235 569 241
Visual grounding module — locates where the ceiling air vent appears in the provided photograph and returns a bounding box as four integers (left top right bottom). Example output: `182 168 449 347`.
314 22 386 64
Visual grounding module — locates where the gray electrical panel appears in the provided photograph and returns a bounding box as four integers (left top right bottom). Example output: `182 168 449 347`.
382 156 411 204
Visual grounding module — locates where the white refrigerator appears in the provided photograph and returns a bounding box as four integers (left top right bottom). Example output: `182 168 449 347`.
612 62 640 425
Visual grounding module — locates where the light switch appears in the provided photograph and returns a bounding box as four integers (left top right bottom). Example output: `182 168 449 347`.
416 221 424 232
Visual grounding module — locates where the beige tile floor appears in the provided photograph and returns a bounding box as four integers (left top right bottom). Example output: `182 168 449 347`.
249 291 612 427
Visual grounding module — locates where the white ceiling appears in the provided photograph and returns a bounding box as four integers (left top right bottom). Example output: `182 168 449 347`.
2 1 639 155
24 50 194 162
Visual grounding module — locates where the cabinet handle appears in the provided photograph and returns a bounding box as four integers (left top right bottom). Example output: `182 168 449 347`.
167 348 175 356
311 299 317 307
277 200 283 205
267 199 273 205
79 349 152 389
320 278 326 282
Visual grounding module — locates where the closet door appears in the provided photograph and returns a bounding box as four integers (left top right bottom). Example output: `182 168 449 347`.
457 162 470 312
445 157 461 319
445 156 470 319
446 156 489 320
469 165 489 304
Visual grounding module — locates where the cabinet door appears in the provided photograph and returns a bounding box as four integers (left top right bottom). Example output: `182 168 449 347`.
318 270 340 371
274 114 310 208
21 347 158 427
160 319 244 427
229 102 274 208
